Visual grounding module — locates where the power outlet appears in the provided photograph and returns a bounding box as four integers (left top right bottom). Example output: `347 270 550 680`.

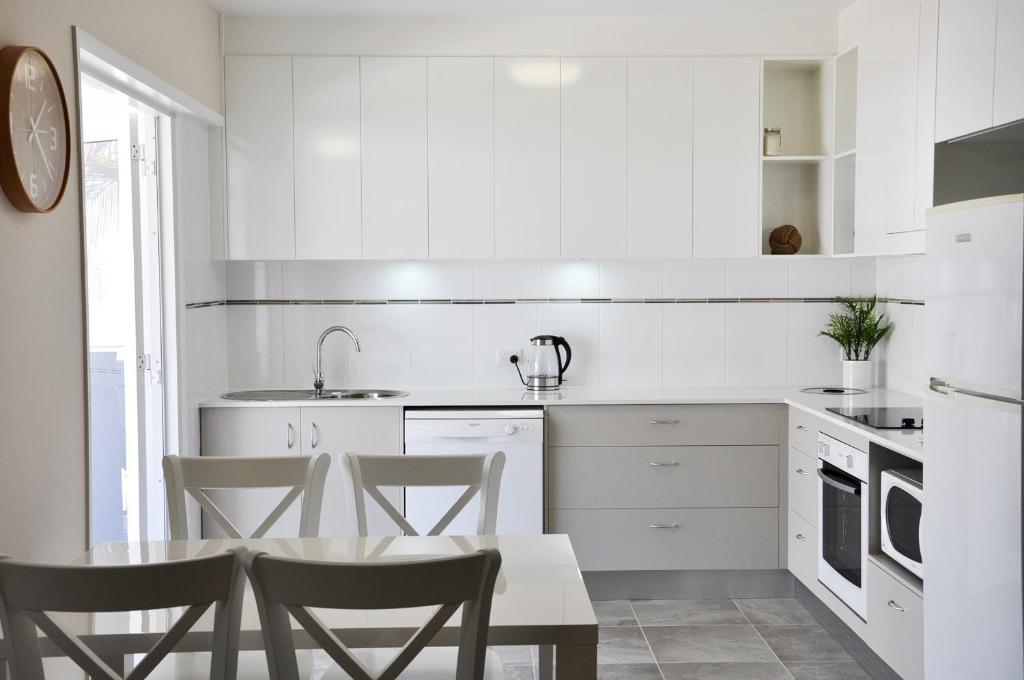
496 348 520 366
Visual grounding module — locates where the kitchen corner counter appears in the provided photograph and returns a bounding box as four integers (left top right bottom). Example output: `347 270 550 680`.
199 384 924 460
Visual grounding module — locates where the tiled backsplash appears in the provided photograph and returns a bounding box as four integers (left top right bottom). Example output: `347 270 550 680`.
207 257 909 391
875 254 927 395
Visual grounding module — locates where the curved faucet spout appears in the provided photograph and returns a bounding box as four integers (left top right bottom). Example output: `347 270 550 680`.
313 325 361 394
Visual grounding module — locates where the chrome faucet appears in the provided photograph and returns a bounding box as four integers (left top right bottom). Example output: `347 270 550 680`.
313 325 361 395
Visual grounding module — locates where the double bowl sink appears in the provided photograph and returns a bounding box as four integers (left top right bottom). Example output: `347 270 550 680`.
222 389 408 402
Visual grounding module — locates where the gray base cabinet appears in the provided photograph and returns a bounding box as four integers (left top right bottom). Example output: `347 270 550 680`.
868 560 924 680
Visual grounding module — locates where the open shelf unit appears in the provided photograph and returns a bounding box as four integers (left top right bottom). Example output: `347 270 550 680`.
760 58 835 256
832 47 858 255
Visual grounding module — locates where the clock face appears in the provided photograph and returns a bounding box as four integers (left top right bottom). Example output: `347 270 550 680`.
3 47 69 212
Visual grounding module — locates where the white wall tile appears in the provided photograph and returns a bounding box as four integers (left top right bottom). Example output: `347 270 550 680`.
787 303 843 386
537 303 600 386
876 254 926 300
473 304 537 387
598 260 663 298
876 302 925 394
724 259 789 298
281 261 350 299
345 305 413 386
409 305 474 387
473 260 538 299
599 304 662 386
227 305 284 388
724 303 788 385
662 259 726 298
788 259 852 298
663 305 726 386
226 261 283 299
346 260 474 299
537 260 600 298
850 257 878 297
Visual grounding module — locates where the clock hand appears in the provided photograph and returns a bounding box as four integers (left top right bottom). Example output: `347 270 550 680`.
33 130 54 181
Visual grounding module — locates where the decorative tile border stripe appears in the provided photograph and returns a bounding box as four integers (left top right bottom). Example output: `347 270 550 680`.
186 296 926 309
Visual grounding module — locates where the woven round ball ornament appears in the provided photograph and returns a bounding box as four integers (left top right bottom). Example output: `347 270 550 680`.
769 224 802 255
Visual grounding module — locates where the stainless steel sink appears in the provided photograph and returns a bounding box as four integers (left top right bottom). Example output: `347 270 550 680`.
221 389 408 401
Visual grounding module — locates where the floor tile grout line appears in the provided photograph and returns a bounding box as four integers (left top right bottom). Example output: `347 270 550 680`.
627 600 667 680
748 618 798 680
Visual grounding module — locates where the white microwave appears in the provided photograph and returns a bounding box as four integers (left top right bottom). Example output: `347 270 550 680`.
880 469 923 578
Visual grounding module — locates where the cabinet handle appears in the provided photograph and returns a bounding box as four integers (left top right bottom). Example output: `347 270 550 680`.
795 533 808 542
287 423 295 450
796 425 808 431
887 600 906 613
649 461 679 467
649 419 680 425
310 422 320 450
796 468 809 475
649 523 680 529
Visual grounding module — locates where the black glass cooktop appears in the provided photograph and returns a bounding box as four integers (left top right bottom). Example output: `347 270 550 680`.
826 407 924 430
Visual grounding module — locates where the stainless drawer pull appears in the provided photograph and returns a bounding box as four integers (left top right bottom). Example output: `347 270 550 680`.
796 468 809 476
887 600 906 613
795 533 808 542
649 523 680 529
310 422 320 450
649 419 680 425
287 423 295 450
796 425 808 431
649 461 679 467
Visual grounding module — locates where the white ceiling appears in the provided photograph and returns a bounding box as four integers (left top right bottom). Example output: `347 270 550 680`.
208 0 855 19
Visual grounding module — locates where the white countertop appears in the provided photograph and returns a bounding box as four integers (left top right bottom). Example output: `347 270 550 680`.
201 385 924 461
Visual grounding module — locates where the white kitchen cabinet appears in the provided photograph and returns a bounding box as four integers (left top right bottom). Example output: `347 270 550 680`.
692 57 759 257
560 58 628 258
867 560 924 680
994 0 1024 127
627 57 693 258
935 0 999 141
493 58 561 259
293 57 361 259
427 58 494 259
225 56 295 260
360 57 428 259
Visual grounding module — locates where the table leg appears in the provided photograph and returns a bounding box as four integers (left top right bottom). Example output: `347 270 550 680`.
99 654 127 677
555 643 597 680
538 644 554 680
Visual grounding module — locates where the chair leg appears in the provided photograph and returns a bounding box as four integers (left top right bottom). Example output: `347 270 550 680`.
99 654 127 678
554 643 597 680
538 645 554 680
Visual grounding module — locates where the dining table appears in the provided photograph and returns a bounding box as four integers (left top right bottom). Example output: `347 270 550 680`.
0 533 598 679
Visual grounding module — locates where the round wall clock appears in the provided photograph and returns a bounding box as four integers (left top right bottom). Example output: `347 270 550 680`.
0 46 71 213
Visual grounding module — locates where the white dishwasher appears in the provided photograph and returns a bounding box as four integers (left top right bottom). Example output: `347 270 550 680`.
403 409 544 535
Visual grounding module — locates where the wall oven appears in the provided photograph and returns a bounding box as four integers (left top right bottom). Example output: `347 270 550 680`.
880 469 923 578
817 432 870 619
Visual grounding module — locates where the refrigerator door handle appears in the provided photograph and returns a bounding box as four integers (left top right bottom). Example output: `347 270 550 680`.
929 377 1024 406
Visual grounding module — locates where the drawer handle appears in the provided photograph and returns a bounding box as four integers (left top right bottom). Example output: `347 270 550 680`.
649 523 680 529
796 468 809 476
649 419 680 425
310 422 320 450
287 423 295 450
796 425 808 431
887 600 906 613
795 533 808 542
649 461 679 467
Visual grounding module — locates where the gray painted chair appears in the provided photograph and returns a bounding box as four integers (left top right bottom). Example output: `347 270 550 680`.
240 547 504 680
163 454 331 540
341 452 505 537
0 551 245 680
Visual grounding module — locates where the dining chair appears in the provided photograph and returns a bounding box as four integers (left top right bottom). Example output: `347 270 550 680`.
241 547 504 680
0 551 245 680
163 453 331 540
340 452 505 537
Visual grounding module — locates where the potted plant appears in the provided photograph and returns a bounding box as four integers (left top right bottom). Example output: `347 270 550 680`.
819 296 894 390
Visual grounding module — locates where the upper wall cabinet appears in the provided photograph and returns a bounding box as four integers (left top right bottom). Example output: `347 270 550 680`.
627 57 694 258
427 58 494 259
692 57 760 257
993 0 1024 128
225 56 295 259
293 57 362 259
494 58 561 259
361 57 429 259
560 58 628 258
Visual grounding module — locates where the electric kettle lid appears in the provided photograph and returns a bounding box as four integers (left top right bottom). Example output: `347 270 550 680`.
531 335 559 345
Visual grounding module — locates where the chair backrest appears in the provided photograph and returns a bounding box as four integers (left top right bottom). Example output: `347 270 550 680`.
341 452 505 537
163 454 331 540
0 551 244 680
241 547 501 680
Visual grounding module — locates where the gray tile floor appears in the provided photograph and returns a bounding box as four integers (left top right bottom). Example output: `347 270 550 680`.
497 598 873 680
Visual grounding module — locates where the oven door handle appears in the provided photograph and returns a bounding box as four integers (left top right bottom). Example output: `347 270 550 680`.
817 468 860 495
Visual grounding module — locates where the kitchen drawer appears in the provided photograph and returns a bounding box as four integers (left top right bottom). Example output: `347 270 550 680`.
548 445 778 509
867 560 924 680
788 407 819 456
788 447 817 526
548 404 780 447
787 509 817 588
549 508 779 571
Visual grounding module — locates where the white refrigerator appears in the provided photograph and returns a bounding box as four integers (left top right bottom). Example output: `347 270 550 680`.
924 194 1024 679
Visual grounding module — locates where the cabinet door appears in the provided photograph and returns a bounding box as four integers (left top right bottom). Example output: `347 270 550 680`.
225 56 295 260
427 58 494 259
293 57 361 259
994 0 1024 127
867 561 924 680
199 407 301 539
627 57 693 258
301 407 403 538
692 57 759 257
560 58 627 258
361 57 428 259
494 58 561 258
935 0 998 141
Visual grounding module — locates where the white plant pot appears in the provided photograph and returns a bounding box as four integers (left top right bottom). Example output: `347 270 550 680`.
842 360 873 390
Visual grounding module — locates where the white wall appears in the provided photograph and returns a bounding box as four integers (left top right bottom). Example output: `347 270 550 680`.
875 255 927 394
